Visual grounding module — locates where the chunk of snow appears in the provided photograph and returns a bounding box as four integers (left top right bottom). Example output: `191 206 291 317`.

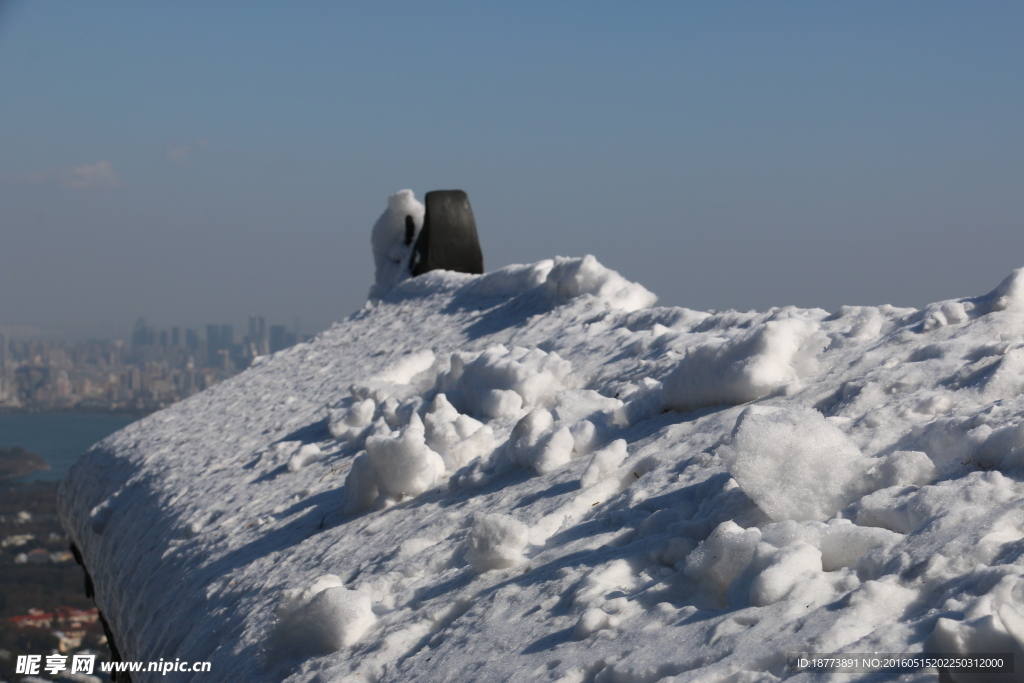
573 608 612 639
373 349 436 385
272 575 375 659
480 388 523 419
287 444 322 472
718 406 868 522
438 344 574 415
342 452 378 515
423 393 495 470
748 541 823 606
465 513 529 571
89 498 116 535
865 449 937 489
985 267 1024 312
661 317 827 413
684 521 761 598
366 414 445 500
507 409 575 474
580 439 627 488
544 255 657 312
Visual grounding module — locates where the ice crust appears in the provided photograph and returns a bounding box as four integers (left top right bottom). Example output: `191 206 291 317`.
57 251 1024 683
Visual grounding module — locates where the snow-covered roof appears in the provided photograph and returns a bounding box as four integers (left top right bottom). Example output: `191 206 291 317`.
59 251 1024 682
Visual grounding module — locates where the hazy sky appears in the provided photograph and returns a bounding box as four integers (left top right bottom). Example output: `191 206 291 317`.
2 2 1023 340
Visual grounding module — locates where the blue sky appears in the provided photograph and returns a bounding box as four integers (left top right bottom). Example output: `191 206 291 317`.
2 1 1023 339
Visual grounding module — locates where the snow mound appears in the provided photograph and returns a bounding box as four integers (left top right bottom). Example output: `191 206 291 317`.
661 315 827 412
270 575 375 661
543 254 657 312
360 414 445 505
985 267 1024 312
408 254 656 312
57 255 1024 683
437 344 574 417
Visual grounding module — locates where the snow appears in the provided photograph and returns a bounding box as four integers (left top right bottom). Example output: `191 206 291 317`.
661 316 827 413
465 513 530 572
57 212 1024 682
287 444 322 473
717 406 874 522
580 439 628 489
370 189 424 300
271 575 376 656
364 414 446 502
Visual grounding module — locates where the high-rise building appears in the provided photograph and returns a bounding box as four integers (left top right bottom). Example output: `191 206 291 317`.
269 325 288 353
220 325 233 349
171 327 180 348
205 324 234 367
0 332 7 369
127 367 142 392
185 329 200 352
248 315 268 355
206 324 221 366
132 318 155 347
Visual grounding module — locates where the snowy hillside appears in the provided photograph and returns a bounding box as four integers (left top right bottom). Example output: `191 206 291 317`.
59 246 1024 682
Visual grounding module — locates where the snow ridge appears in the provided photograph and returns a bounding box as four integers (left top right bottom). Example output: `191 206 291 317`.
59 256 1024 683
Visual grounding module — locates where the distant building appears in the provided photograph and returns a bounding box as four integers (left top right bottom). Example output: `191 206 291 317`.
248 315 268 356
206 324 221 366
0 314 318 412
132 318 155 347
127 367 142 393
272 325 288 352
8 606 99 635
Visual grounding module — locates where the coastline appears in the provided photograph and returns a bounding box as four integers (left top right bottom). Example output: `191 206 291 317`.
0 446 50 480
0 413 141 483
0 406 153 419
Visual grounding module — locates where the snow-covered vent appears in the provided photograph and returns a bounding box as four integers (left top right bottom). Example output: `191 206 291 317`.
58 255 1024 682
371 188 484 300
370 189 424 300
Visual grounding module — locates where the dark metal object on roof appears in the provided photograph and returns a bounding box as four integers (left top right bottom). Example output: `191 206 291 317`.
410 190 484 277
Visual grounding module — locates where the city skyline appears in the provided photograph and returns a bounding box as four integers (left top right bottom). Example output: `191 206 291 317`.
0 313 309 413
0 314 310 344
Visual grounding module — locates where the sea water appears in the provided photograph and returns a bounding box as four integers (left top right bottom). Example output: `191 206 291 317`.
0 413 137 482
